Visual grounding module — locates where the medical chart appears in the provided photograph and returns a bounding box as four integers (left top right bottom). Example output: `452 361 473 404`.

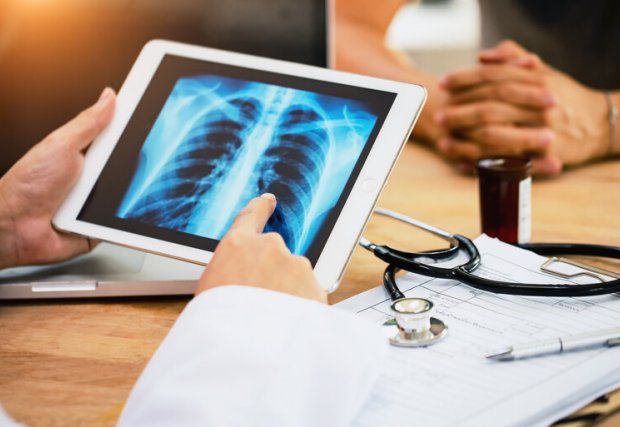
338 235 620 427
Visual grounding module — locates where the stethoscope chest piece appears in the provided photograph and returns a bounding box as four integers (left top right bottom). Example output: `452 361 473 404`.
389 298 448 347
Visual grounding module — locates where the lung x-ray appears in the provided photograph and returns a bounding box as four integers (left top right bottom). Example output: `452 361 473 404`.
117 75 378 255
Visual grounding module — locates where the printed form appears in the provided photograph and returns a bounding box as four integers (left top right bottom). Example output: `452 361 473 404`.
338 235 620 427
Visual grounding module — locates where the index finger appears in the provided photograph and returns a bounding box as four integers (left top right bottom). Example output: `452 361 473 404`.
229 193 277 234
441 64 545 92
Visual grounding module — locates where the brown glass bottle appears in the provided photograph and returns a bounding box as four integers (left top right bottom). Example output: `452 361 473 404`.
476 157 532 244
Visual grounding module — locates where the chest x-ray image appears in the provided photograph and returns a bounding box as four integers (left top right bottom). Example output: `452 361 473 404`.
116 75 379 256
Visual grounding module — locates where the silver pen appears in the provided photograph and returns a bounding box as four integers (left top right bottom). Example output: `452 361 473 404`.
487 327 620 361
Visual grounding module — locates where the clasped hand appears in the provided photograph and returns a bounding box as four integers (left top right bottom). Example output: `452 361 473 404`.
435 40 610 176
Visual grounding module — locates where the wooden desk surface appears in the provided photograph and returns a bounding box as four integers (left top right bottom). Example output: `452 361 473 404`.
1 144 619 426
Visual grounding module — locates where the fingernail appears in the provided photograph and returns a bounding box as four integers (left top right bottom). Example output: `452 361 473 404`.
544 94 558 107
539 130 555 145
515 54 539 68
260 193 276 201
97 87 114 105
513 54 535 66
434 111 445 125
455 162 472 174
514 57 531 67
438 75 449 89
437 138 451 152
479 50 503 63
479 49 497 58
546 158 563 175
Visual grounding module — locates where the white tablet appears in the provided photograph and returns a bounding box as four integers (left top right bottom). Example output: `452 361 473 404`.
53 39 426 292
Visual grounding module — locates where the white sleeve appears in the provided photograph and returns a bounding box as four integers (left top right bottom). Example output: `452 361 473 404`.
118 285 388 427
0 406 25 427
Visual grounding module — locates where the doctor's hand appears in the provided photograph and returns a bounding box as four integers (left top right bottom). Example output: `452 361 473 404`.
196 194 327 304
0 88 116 270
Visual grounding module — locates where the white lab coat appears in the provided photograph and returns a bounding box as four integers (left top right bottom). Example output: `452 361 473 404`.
118 286 387 426
0 286 386 427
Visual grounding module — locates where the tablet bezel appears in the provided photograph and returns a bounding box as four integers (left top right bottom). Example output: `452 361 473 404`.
53 39 426 292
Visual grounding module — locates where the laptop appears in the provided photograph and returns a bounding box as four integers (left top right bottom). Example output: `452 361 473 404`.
0 0 330 299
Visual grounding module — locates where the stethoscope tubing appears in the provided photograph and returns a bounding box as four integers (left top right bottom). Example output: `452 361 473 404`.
363 209 620 299
518 243 620 258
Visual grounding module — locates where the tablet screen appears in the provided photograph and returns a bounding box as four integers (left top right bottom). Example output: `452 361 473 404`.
78 55 396 264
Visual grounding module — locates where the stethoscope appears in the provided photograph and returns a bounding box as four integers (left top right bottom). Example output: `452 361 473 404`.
360 208 620 347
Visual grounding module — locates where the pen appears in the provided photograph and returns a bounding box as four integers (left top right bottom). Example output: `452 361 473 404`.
486 327 620 361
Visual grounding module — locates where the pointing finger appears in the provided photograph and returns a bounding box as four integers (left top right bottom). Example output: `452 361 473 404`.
229 193 277 234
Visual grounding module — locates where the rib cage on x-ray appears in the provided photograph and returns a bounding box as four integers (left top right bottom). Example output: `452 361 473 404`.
123 89 330 253
125 97 262 229
259 105 329 251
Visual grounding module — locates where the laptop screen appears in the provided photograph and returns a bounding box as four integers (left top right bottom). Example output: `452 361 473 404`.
0 0 328 175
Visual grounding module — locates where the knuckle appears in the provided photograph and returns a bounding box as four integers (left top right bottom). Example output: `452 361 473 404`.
477 105 497 123
497 84 515 101
264 232 286 248
294 256 313 270
491 84 504 99
43 130 61 146
528 133 543 149
221 231 245 249
506 144 521 155
235 206 253 219
480 66 497 82
478 126 495 143
76 110 100 136
542 109 553 125
442 109 458 126
527 88 543 105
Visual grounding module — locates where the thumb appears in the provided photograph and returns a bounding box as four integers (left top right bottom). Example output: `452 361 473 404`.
45 87 116 152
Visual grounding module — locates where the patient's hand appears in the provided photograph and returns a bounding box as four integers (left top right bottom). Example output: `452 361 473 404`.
196 194 327 304
436 40 611 176
0 88 116 269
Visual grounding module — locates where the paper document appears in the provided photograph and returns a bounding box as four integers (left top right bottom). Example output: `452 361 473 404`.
338 235 620 427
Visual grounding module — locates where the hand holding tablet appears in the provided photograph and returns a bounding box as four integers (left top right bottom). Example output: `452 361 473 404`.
53 40 426 292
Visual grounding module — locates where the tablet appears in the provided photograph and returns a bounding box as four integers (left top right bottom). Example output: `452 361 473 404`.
53 39 426 292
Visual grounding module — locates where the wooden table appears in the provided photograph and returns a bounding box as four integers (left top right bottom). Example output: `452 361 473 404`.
1 144 619 426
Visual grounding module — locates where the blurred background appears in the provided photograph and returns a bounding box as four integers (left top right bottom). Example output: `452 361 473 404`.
388 0 479 75
0 0 328 175
0 0 480 176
